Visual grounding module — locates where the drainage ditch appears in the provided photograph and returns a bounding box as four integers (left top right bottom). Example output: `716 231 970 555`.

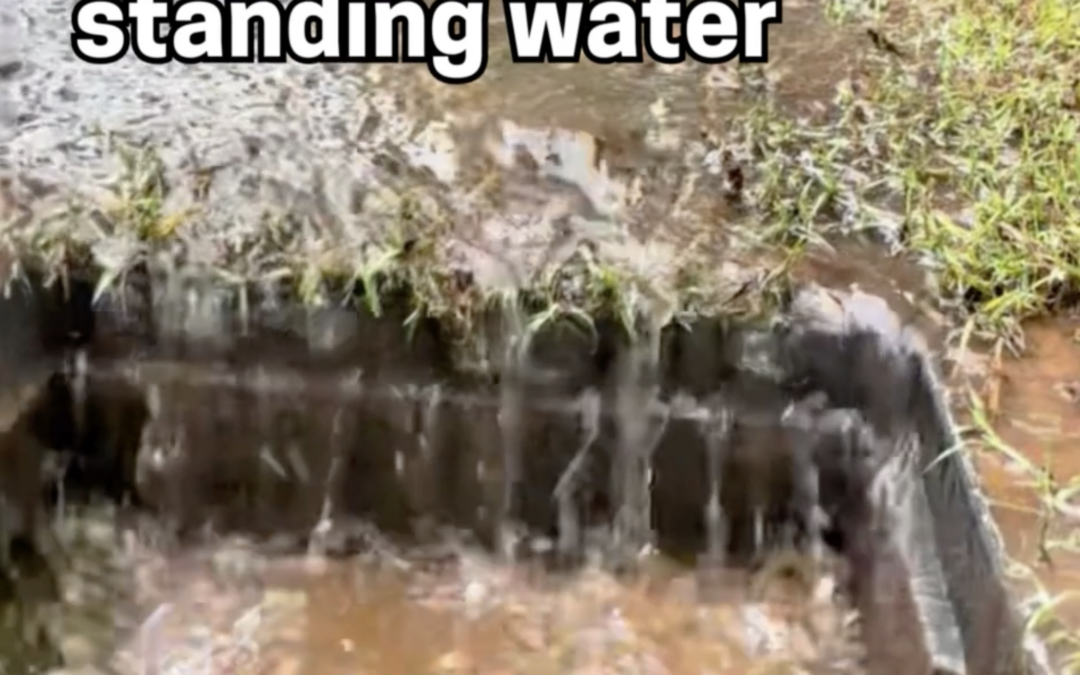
0 265 1044 675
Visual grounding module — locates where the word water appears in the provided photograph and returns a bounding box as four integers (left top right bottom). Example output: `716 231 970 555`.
71 0 782 83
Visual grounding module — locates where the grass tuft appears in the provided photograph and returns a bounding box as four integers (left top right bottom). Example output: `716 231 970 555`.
733 0 1080 352
0 130 796 370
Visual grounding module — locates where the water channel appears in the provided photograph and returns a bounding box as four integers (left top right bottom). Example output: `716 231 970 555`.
1 0 1077 673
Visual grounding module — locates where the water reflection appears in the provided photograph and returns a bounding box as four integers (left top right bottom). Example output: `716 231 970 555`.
64 534 858 675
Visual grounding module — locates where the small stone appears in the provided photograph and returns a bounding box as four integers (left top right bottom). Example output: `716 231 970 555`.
59 633 100 667
433 650 471 672
462 580 488 615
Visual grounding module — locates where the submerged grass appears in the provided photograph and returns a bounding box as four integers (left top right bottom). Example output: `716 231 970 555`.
961 388 1080 673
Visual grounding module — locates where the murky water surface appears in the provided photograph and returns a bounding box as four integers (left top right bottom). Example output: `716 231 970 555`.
3 0 852 168
3 3 873 670
2 0 858 239
420 1 855 129
20 530 857 675
965 320 1080 629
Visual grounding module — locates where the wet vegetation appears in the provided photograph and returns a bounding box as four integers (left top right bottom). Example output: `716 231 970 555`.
726 0 1079 654
6 0 1077 349
742 0 1080 348
727 0 1080 667
1 0 1080 672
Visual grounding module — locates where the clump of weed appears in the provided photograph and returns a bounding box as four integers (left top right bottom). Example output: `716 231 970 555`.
0 130 799 374
733 0 1080 352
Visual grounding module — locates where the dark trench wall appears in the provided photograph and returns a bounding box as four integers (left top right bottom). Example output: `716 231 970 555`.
0 268 1047 675
780 289 1036 675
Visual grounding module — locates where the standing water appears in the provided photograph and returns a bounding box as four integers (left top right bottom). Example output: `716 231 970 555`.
0 0 1059 674
960 320 1080 631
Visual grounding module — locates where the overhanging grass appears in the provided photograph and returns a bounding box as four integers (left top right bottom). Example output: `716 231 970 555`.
734 0 1080 352
1 0 1074 353
0 131 794 367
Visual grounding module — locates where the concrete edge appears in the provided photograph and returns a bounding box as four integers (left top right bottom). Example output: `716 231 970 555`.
914 352 1055 675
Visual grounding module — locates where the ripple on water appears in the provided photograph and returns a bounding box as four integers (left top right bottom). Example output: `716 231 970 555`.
9 0 654 290
14 2 372 191
106 547 860 675
8 0 859 232
968 320 1080 630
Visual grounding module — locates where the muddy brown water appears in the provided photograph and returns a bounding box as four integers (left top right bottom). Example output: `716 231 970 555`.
797 256 1080 651
0 264 1002 675
2 246 1060 675
67 541 858 675
969 320 1080 629
411 1 858 131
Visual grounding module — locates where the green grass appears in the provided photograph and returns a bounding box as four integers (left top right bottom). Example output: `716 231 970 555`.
1 130 799 374
1 0 1075 355
733 0 1080 353
723 0 1080 667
